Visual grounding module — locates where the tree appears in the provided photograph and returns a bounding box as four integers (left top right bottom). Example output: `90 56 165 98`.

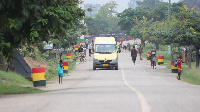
148 5 200 68
172 5 200 68
96 1 118 18
0 0 85 61
130 16 152 47
118 1 183 48
85 1 121 36
137 0 163 9
96 1 121 35
117 7 152 36
61 23 88 50
85 17 109 36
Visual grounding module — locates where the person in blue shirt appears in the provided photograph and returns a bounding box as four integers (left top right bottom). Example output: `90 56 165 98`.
58 60 64 84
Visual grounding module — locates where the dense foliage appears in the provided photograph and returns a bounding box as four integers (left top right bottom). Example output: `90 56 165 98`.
0 0 85 61
118 0 200 67
85 1 122 36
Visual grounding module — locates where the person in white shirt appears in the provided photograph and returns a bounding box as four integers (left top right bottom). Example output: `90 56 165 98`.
135 44 138 51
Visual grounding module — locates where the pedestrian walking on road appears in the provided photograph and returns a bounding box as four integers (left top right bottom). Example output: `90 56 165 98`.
83 46 86 56
177 56 182 80
151 54 156 69
78 46 83 62
150 48 156 67
117 45 121 53
89 44 92 57
58 60 64 84
78 45 83 53
127 42 130 52
85 38 89 49
138 45 143 60
131 46 137 65
123 44 127 52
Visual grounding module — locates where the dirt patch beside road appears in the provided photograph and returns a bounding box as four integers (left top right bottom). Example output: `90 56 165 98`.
24 57 50 68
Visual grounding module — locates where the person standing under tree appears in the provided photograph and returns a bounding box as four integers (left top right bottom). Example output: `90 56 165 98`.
131 46 137 65
177 56 182 80
58 60 64 84
138 45 143 60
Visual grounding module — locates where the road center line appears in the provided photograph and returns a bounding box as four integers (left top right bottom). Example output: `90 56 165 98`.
121 66 151 112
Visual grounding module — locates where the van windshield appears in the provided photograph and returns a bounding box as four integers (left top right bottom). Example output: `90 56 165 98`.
95 44 116 53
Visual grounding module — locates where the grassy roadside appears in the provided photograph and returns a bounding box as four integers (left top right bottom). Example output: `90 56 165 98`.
0 71 44 94
141 43 200 85
0 50 77 94
181 63 200 85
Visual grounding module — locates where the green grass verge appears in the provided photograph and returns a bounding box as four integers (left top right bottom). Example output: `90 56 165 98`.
141 43 200 85
0 71 44 94
0 50 77 94
181 63 200 85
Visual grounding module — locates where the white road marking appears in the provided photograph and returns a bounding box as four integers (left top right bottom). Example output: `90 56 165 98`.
121 66 151 112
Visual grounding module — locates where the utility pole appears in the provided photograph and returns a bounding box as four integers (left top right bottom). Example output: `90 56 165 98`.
168 0 171 18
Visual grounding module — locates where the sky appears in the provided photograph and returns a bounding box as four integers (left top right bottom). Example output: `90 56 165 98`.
83 0 180 12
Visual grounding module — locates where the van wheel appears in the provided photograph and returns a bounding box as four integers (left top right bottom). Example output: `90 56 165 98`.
93 64 96 70
115 65 118 70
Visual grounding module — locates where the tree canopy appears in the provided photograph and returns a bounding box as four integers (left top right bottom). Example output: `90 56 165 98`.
118 0 200 67
85 1 121 36
0 0 85 61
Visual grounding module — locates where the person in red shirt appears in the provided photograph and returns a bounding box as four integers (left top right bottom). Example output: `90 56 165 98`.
177 56 182 80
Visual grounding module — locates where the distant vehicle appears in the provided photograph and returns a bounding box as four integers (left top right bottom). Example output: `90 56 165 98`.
93 37 118 70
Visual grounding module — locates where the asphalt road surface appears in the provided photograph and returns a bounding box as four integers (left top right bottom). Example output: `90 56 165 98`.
0 48 200 112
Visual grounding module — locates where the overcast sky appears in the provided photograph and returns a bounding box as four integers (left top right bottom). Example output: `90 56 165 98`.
84 0 180 12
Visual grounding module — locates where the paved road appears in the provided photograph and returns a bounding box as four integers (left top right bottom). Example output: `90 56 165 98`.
0 49 200 112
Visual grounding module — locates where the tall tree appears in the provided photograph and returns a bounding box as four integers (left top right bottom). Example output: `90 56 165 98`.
0 0 85 61
117 7 152 35
130 16 152 47
96 1 121 34
85 1 121 36
85 17 109 36
96 1 118 18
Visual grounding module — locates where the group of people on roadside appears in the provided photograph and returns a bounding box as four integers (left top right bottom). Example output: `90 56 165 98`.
119 43 131 52
131 44 182 80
